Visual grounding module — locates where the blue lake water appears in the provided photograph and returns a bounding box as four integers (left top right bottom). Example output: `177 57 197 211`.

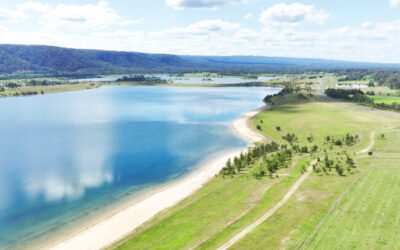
147 75 280 84
0 86 280 248
67 75 281 84
334 83 368 88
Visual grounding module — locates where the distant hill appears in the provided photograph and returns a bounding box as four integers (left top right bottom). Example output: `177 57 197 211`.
0 44 399 77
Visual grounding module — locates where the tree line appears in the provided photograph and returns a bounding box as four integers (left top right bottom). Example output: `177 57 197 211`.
325 88 400 111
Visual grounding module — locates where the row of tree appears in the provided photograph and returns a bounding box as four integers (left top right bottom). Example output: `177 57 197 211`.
219 142 280 176
117 75 168 84
325 88 400 111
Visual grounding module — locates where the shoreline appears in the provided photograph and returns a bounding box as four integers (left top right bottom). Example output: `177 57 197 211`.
46 107 267 250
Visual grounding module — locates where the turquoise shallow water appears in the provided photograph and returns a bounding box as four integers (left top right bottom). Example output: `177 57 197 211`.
0 86 280 248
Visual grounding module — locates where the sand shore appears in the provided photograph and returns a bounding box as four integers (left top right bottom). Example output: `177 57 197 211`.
48 107 266 250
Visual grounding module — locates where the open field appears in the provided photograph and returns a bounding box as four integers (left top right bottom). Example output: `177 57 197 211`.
307 128 400 249
365 86 399 96
226 101 398 249
369 95 400 104
0 82 102 97
337 80 370 85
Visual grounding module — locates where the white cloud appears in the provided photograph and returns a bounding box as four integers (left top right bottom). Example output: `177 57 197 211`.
17 2 50 13
166 0 255 10
0 8 26 21
390 0 400 7
260 3 329 26
244 12 253 19
362 21 372 29
151 19 240 37
41 1 127 31
1 1 139 32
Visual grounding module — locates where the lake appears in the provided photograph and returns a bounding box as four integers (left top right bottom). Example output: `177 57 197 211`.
67 75 280 84
147 75 280 84
334 83 368 88
0 86 280 248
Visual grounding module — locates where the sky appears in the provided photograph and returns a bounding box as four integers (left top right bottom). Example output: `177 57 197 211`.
0 0 400 63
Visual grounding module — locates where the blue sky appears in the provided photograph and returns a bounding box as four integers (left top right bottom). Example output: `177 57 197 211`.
0 0 400 63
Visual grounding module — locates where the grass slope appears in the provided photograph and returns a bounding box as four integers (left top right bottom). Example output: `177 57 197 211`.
306 128 400 249
226 102 397 249
369 95 400 104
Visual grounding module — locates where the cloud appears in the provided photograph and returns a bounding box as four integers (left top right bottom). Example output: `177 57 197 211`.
17 2 50 13
151 19 240 37
40 1 127 31
0 8 26 21
390 0 400 7
166 0 255 10
260 3 329 26
2 1 139 32
244 13 253 19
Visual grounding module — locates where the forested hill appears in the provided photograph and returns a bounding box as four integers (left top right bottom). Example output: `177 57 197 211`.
0 44 399 77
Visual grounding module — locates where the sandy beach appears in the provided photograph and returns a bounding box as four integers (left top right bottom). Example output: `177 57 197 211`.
48 107 266 250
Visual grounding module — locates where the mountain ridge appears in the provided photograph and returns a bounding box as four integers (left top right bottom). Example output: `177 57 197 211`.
0 44 399 76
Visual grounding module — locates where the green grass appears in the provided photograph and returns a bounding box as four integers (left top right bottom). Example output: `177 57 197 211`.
229 165 358 250
0 82 102 97
253 101 394 148
196 157 310 249
337 80 370 85
222 102 398 249
365 86 398 96
307 129 400 249
369 95 400 104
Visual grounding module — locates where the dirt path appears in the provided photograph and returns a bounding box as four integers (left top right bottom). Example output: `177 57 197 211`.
357 131 375 154
216 160 315 250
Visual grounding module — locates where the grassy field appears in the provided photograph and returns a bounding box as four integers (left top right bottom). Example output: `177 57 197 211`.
337 80 370 85
369 95 400 104
307 128 400 249
226 101 398 249
0 82 103 97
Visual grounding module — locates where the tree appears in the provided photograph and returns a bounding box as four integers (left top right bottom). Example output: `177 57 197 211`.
226 159 235 175
311 144 319 153
325 135 331 142
368 80 375 87
276 126 281 131
335 139 343 146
